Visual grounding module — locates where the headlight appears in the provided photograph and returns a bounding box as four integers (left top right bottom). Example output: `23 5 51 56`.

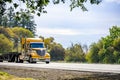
45 53 50 58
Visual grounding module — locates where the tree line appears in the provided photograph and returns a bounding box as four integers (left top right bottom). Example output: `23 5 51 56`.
86 26 120 64
49 26 120 64
0 26 120 64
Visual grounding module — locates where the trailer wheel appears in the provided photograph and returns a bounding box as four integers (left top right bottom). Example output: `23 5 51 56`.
15 56 23 63
18 56 23 63
8 58 12 62
19 60 23 63
15 56 18 63
0 60 3 62
0 56 3 62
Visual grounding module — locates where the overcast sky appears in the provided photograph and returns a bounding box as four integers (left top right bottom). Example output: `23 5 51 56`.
34 0 120 48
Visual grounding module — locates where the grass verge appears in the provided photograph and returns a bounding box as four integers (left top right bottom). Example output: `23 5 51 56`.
0 71 33 80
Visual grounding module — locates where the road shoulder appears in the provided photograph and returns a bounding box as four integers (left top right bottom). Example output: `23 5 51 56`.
0 65 120 80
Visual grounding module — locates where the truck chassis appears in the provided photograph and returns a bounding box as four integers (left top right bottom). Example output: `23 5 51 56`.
0 52 25 63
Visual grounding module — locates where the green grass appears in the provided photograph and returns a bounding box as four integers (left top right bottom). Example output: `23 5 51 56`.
0 71 34 80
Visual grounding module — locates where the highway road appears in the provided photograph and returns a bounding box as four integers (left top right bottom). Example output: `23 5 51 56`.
0 62 120 73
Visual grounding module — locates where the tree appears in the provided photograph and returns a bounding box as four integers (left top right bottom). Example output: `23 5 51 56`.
86 26 120 64
109 26 120 39
0 27 34 52
49 42 65 61
0 34 13 53
0 0 6 25
17 9 36 34
7 7 15 28
44 37 54 48
12 27 34 38
98 48 106 63
0 7 36 34
0 0 102 16
113 38 120 51
0 27 14 39
113 38 120 63
12 27 34 51
86 43 99 63
103 46 114 63
39 36 45 41
1 15 8 27
101 26 120 63
113 51 120 63
65 43 85 62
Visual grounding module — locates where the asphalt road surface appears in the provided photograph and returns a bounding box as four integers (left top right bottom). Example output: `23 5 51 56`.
0 62 120 73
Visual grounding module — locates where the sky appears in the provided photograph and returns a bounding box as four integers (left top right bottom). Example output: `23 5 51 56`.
34 0 120 48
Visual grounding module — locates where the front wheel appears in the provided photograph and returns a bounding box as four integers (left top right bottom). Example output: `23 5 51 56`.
46 61 49 64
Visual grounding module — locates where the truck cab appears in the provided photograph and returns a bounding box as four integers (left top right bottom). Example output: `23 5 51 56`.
20 38 50 63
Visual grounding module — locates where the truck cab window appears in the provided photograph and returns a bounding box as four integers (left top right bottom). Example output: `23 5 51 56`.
30 43 44 48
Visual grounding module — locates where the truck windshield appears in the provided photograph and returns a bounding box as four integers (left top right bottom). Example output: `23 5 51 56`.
30 43 44 48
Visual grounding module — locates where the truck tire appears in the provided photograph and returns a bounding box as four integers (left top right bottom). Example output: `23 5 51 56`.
8 59 13 62
15 56 18 63
18 57 23 63
8 57 12 62
15 56 23 63
0 56 3 62
29 56 36 63
19 60 23 63
29 56 33 63
46 61 49 64
0 60 3 62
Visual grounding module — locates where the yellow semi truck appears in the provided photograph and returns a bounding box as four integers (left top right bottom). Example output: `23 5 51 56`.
0 38 50 64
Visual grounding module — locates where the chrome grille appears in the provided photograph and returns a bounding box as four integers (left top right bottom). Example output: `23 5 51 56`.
36 50 45 56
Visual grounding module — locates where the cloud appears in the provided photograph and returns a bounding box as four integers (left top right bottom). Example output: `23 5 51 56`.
36 27 109 36
37 28 79 36
105 0 120 4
